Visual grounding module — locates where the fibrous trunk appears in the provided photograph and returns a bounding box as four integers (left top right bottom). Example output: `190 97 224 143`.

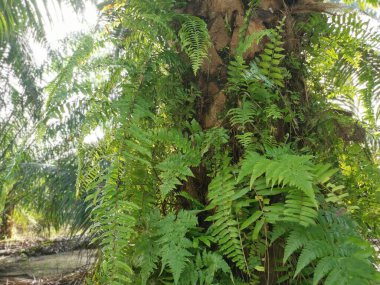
0 195 15 239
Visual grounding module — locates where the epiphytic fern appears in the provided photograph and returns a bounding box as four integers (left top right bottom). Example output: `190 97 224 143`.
227 100 257 129
238 149 346 228
156 210 198 284
154 125 202 197
206 164 248 272
238 152 316 200
255 17 287 88
157 152 199 197
155 121 229 198
179 16 211 75
227 55 249 93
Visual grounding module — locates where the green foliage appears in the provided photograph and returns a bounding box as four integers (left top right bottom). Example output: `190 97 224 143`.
154 211 197 284
87 158 139 284
0 0 43 40
255 18 287 88
302 11 380 238
69 6 379 283
179 16 211 75
180 250 231 285
14 1 380 285
239 152 315 200
274 211 380 284
46 35 95 108
228 100 256 128
206 164 248 272
134 210 233 285
304 12 380 126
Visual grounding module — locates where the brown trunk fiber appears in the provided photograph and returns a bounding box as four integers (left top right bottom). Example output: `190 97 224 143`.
0 204 14 240
0 192 15 239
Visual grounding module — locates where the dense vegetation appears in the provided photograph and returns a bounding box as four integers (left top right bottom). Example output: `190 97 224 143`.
0 0 380 284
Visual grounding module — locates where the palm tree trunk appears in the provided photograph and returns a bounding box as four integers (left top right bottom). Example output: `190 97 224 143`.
0 190 15 239
182 0 310 282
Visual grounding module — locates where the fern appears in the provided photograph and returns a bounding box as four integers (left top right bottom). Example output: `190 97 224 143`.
179 250 232 285
255 18 287 88
282 226 308 263
206 165 248 272
179 16 211 75
36 2 380 285
227 55 249 93
157 153 197 197
155 123 226 197
236 29 274 57
228 100 256 128
282 191 318 227
136 235 160 285
135 210 199 285
295 240 332 276
156 211 198 284
235 132 255 150
277 211 380 284
87 158 139 284
312 256 338 285
238 149 347 228
238 152 316 201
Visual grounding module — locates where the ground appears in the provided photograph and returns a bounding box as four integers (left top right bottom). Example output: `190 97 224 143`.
0 237 95 285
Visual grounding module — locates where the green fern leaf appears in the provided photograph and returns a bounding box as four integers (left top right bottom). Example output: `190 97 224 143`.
313 256 337 285
283 229 307 263
295 240 331 276
207 166 248 272
179 16 211 75
156 210 198 284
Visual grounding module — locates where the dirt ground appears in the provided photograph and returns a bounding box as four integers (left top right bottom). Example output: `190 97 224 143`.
0 238 95 285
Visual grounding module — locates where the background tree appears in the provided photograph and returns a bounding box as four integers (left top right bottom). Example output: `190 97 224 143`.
0 0 94 238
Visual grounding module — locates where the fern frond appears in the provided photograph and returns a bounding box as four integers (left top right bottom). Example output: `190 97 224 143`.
283 228 308 263
137 236 160 285
282 211 380 284
278 190 316 227
255 17 287 87
236 132 254 150
239 152 316 201
179 250 232 285
312 256 337 285
236 29 274 57
179 16 211 75
295 240 332 276
88 158 139 284
227 55 249 93
228 100 256 128
206 166 248 272
157 153 197 197
155 210 198 284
